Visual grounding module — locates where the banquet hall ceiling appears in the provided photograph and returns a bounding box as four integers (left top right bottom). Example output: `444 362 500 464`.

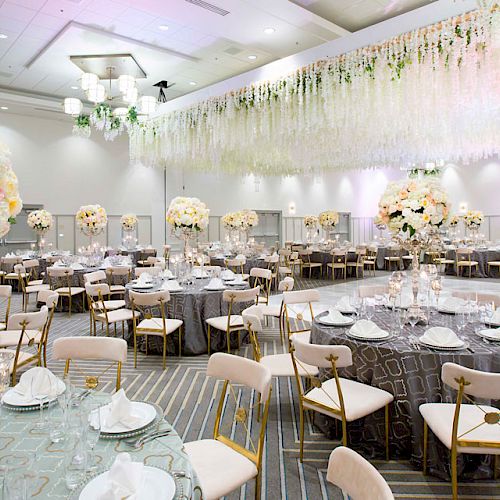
0 0 436 117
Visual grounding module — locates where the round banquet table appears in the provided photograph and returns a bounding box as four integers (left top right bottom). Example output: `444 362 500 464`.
124 278 253 355
310 308 499 480
104 249 142 266
209 256 268 274
0 391 202 499
443 248 500 278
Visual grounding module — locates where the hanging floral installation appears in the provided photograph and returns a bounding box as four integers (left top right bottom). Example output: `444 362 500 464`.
129 9 499 175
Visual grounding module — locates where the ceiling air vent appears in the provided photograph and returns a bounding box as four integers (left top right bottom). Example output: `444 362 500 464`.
185 0 230 16
224 46 243 55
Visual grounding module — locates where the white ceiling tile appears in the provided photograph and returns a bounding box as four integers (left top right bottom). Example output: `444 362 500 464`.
108 20 141 38
7 0 46 8
85 0 124 18
142 17 184 36
30 12 67 30
0 1 37 22
116 7 157 29
26 24 59 41
0 16 30 34
75 10 115 28
40 0 87 19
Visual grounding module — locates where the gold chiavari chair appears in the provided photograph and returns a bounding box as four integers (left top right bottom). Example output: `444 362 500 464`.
137 248 157 267
289 251 302 275
52 336 127 391
2 307 49 383
346 249 365 279
327 447 394 500
47 267 85 316
299 249 322 279
364 246 377 276
19 272 51 312
283 289 322 343
184 353 272 500
420 363 500 500
4 262 29 293
206 287 260 355
455 248 479 278
130 290 183 369
264 254 279 290
487 260 500 277
384 247 402 271
0 284 12 331
106 266 131 298
225 257 247 278
327 250 347 280
249 268 272 305
23 259 42 285
290 333 394 462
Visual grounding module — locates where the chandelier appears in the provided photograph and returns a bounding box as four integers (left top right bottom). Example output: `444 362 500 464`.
63 64 158 141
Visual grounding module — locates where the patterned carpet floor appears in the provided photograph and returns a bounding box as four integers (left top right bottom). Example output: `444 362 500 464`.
5 279 500 500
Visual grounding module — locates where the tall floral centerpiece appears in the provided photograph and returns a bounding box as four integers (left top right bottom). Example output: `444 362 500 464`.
448 214 461 238
27 209 53 251
76 204 108 251
319 211 339 243
0 142 22 238
121 213 138 250
166 197 209 257
303 215 318 243
378 178 449 323
239 209 259 243
463 210 483 241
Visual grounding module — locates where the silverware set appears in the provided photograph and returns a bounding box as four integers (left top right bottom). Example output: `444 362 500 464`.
409 335 421 351
122 428 172 449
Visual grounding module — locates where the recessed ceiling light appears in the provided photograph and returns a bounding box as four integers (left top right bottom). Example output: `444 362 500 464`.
263 27 275 34
0 106 8 110
158 25 169 31
248 55 257 60
70 86 78 90
0 34 8 39
189 81 197 86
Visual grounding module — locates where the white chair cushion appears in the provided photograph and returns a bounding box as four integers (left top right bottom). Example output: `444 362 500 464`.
92 300 126 311
55 287 85 296
184 439 257 500
25 284 51 293
110 285 126 292
95 309 139 323
5 273 27 279
420 403 500 454
206 315 244 331
0 322 6 331
457 261 479 266
259 304 281 318
0 330 42 348
279 266 292 274
260 353 318 378
27 279 44 286
303 377 394 422
137 318 183 335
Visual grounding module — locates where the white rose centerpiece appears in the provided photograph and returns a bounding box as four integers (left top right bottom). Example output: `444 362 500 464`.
76 204 108 237
240 209 259 230
27 209 53 234
303 215 318 229
0 142 22 237
121 213 138 232
319 211 339 232
463 210 483 229
448 214 461 227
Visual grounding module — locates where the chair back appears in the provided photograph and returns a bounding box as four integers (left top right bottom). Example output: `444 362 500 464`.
84 270 107 284
327 447 394 500
441 362 500 452
207 353 272 468
225 258 245 274
331 251 347 265
278 277 294 292
129 289 170 307
52 337 127 391
222 287 260 304
7 306 48 330
359 284 389 298
250 268 272 302
283 289 321 337
23 260 39 278
85 282 111 298
134 267 162 278
242 305 264 362
0 284 12 326
37 290 59 309
456 248 473 263
47 267 74 278
106 266 131 284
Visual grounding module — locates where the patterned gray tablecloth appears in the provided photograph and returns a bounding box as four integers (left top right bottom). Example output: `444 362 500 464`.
444 249 500 278
125 278 252 355
310 309 499 480
0 392 201 499
209 256 267 274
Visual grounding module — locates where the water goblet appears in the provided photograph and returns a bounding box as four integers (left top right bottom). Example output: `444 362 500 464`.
84 401 101 472
365 303 375 321
31 374 53 431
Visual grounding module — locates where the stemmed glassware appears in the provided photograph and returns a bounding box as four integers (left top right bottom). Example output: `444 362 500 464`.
31 374 53 431
84 401 102 473
0 352 13 421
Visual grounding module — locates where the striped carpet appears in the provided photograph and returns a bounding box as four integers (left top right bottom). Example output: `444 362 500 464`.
6 290 500 500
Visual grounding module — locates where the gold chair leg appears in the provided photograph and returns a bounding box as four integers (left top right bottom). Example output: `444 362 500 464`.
299 404 305 463
133 333 137 368
255 471 262 500
162 335 167 369
451 447 458 500
226 329 231 354
423 421 428 475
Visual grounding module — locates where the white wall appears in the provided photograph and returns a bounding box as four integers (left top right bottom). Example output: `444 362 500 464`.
0 112 165 251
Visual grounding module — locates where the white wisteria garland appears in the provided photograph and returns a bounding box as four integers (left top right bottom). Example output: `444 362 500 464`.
130 10 499 175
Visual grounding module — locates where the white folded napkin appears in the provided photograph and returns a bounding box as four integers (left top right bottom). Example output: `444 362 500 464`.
103 389 144 430
488 310 500 324
235 254 246 261
335 296 355 313
323 309 350 324
137 273 151 284
221 269 235 279
163 269 173 279
162 280 182 291
420 327 464 347
439 296 466 312
478 328 500 340
350 320 388 338
54 260 64 267
13 367 64 402
206 278 224 289
98 453 144 500
70 263 84 270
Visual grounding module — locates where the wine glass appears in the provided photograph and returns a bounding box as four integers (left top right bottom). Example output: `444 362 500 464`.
365 303 375 321
456 309 466 332
85 401 101 472
31 373 53 431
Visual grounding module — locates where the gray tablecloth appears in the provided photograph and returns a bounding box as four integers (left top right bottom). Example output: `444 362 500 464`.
104 249 142 265
444 249 500 278
125 279 253 355
310 309 499 480
375 246 410 270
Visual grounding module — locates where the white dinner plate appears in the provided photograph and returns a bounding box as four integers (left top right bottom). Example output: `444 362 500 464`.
91 401 157 434
418 336 465 350
78 466 175 500
476 328 500 341
204 286 226 291
335 307 356 315
318 316 354 327
346 329 390 341
221 275 236 281
2 381 65 407
131 284 154 290
485 319 500 327
437 307 457 315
